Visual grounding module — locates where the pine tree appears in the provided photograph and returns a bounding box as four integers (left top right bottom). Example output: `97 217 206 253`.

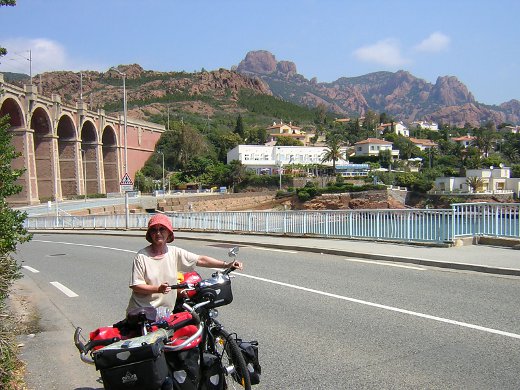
234 114 245 139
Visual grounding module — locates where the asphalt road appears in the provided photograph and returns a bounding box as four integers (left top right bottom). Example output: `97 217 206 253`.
14 233 520 389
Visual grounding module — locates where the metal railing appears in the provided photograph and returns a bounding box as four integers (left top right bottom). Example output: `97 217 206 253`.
23 203 519 244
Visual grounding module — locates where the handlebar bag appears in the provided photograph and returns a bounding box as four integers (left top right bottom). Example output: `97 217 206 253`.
196 274 233 309
93 330 169 390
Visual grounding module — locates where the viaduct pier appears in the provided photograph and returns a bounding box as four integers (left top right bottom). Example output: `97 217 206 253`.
0 74 164 205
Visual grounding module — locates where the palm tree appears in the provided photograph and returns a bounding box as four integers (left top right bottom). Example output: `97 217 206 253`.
321 137 345 175
465 176 484 193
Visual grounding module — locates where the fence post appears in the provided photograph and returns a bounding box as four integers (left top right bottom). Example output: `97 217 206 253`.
451 204 456 242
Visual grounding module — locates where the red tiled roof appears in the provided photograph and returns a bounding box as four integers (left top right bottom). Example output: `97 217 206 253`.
354 138 393 145
451 136 476 142
409 137 438 146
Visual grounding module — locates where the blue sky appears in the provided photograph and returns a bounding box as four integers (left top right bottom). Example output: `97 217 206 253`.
1 0 519 105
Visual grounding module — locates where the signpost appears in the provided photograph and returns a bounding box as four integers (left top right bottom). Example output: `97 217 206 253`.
120 173 134 229
120 172 134 192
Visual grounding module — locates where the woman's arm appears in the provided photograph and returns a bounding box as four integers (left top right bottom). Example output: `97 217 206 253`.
196 255 243 270
130 282 171 294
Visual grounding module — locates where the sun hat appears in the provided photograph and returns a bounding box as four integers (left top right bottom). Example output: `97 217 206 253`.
146 214 174 243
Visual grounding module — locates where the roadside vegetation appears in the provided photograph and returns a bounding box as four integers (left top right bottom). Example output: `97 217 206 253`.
1 2 33 386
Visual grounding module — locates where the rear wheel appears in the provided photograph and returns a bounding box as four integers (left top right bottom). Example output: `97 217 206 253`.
212 328 251 390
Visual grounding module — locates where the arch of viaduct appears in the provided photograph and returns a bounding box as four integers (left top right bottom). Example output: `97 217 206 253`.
0 74 165 206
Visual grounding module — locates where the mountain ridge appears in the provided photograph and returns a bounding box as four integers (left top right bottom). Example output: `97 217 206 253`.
236 50 519 126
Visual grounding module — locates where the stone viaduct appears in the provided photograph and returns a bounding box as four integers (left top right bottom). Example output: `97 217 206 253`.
0 74 164 205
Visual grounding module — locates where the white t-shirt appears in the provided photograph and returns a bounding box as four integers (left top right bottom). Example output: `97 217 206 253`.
127 245 199 312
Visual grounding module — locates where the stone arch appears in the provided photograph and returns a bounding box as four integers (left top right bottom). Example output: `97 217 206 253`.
31 107 55 200
80 120 99 195
0 97 25 128
57 114 79 197
102 126 119 193
1 97 38 204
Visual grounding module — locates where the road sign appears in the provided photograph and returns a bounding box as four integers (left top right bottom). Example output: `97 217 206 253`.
120 173 134 186
120 185 134 192
120 173 134 192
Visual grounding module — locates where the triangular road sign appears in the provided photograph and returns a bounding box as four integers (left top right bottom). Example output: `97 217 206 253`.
120 173 134 186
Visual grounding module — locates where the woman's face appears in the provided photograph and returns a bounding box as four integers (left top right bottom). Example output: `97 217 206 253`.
148 224 170 246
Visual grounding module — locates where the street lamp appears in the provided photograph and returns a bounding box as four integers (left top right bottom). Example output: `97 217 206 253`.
110 67 129 229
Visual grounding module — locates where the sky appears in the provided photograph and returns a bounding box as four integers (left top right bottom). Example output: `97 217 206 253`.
1 0 519 105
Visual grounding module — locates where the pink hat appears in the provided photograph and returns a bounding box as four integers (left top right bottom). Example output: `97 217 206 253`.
146 214 174 243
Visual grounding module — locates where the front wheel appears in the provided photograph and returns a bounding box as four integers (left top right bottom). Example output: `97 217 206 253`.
212 328 251 390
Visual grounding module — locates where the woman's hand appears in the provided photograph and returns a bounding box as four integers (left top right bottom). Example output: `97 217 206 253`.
157 282 171 294
226 260 243 271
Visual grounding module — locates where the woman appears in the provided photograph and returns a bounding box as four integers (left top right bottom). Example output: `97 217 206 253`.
127 213 243 313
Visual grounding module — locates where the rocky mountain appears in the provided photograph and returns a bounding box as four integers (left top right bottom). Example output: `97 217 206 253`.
6 64 271 121
236 50 520 126
5 51 519 127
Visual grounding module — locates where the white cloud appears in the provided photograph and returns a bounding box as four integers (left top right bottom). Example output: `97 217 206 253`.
414 32 450 53
353 39 409 67
0 37 107 75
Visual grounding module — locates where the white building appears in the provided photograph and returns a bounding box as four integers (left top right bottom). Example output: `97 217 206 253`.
411 121 439 131
378 122 409 137
354 138 400 158
226 145 349 174
432 166 520 197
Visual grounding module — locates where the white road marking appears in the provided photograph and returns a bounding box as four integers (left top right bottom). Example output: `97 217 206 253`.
344 258 426 270
246 246 298 254
22 265 40 273
33 239 136 253
33 239 520 339
50 281 78 297
235 272 520 340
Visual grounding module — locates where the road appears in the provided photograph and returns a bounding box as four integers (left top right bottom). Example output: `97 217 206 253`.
14 233 520 389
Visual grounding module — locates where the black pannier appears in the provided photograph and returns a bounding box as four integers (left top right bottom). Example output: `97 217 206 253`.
236 340 261 385
93 330 169 390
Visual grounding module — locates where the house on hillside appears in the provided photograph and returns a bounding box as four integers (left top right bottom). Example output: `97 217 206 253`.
498 125 519 134
354 138 400 158
411 121 439 131
378 122 409 137
266 121 317 146
430 166 520 198
409 137 438 151
451 135 476 148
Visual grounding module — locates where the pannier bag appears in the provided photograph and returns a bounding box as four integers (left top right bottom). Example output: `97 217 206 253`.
236 340 261 385
93 329 169 390
199 352 224 390
165 347 200 390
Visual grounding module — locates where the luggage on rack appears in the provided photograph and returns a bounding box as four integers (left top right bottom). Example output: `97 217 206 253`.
93 329 170 390
236 339 261 385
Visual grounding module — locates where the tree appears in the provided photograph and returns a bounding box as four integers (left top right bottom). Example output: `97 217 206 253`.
275 136 303 146
321 136 344 174
234 114 245 139
473 128 497 158
0 111 31 387
465 176 483 193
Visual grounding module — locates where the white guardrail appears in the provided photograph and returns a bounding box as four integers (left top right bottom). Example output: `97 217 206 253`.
23 203 520 244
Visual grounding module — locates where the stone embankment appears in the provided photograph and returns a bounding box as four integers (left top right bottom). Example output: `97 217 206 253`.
296 189 406 210
157 192 281 212
68 189 409 216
